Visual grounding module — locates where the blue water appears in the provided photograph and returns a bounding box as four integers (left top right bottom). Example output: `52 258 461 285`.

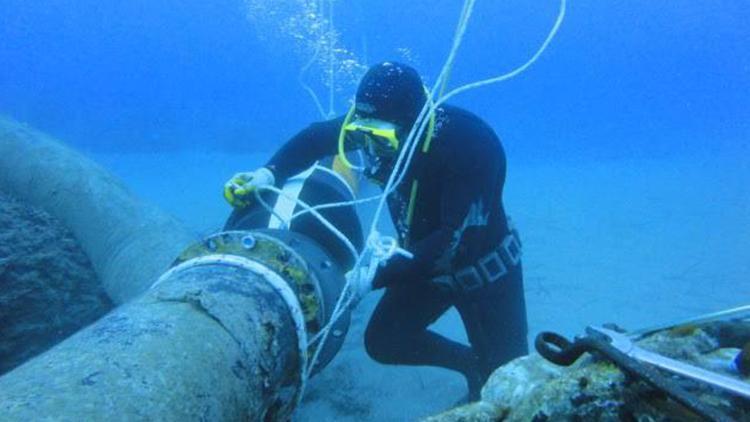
2 1 749 420
2 1 748 159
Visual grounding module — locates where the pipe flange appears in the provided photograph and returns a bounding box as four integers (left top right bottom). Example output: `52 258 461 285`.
170 230 325 336
152 253 308 421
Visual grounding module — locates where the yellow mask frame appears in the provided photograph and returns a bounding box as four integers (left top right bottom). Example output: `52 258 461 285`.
337 101 436 169
343 118 400 154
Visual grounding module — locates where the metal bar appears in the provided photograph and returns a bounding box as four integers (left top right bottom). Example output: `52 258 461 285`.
591 326 750 401
632 347 750 400
631 305 750 339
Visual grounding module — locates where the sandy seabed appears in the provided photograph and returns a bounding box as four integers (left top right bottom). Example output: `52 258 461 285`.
93 150 749 421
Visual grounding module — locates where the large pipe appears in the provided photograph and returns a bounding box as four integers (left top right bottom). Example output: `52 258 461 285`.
0 228 351 420
0 256 299 420
0 117 357 419
0 116 194 304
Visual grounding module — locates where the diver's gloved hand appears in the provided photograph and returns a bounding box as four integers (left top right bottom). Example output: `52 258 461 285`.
223 167 275 208
345 265 374 307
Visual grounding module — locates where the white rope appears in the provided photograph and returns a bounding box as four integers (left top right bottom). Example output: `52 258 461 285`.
299 32 468 370
235 0 568 404
158 7 573 406
254 188 289 230
290 0 567 220
268 165 315 229
436 0 567 107
255 184 360 262
327 0 336 118
299 43 328 120
290 191 383 220
279 0 568 380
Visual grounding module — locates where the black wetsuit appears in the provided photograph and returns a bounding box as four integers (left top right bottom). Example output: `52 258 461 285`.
266 105 528 395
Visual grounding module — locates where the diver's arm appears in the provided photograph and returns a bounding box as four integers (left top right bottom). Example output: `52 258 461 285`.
264 116 345 184
371 228 454 289
372 161 485 289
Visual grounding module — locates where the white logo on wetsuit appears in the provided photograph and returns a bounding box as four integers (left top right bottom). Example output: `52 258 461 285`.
435 199 489 271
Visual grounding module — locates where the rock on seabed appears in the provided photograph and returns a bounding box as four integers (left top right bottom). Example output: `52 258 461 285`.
0 191 112 375
426 323 750 421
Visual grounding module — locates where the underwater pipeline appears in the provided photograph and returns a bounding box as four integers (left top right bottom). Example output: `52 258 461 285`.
0 117 360 420
0 116 194 304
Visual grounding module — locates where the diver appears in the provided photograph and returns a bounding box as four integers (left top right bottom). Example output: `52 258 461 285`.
223 62 529 401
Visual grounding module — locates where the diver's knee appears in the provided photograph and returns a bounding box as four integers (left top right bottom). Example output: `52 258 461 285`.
364 318 395 363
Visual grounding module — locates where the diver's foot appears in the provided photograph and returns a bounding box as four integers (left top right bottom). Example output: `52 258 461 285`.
446 372 482 410
464 369 483 403
451 388 480 408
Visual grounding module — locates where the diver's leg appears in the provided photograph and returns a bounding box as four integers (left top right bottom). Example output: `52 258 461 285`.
457 263 529 385
364 281 480 390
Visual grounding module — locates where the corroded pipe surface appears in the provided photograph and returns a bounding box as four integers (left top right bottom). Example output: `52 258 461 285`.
0 262 299 421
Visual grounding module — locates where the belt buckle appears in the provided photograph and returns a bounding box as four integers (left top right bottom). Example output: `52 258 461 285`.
454 266 484 291
432 274 457 293
478 250 508 284
501 233 522 266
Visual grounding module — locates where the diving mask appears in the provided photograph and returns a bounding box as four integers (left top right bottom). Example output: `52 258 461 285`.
343 118 400 158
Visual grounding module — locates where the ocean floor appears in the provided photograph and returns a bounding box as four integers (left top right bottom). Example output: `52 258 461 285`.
92 149 749 421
